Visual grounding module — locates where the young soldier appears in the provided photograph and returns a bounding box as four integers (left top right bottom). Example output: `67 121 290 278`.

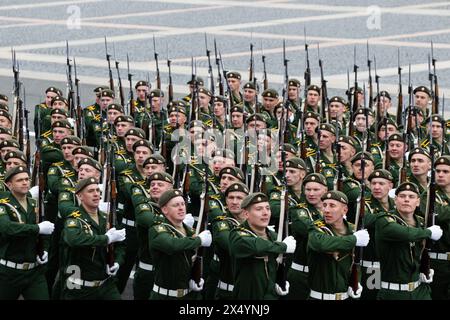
408 148 431 194
375 182 443 300
0 166 55 299
229 192 296 300
307 190 369 300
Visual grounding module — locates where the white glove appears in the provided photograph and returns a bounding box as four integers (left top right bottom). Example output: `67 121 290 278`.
38 221 55 235
198 230 212 247
98 201 109 213
347 283 363 299
419 269 434 284
183 214 195 228
106 262 120 276
282 236 296 254
36 251 48 265
29 186 39 201
189 278 204 292
105 228 126 244
67 117 76 128
275 281 290 296
427 225 443 241
267 225 275 232
353 229 370 247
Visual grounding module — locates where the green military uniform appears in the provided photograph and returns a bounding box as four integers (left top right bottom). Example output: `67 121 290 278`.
0 193 49 299
61 206 125 300
148 216 202 300
83 103 102 148
229 220 287 300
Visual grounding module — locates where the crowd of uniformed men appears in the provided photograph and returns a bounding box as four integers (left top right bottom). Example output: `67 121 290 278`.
0 61 449 300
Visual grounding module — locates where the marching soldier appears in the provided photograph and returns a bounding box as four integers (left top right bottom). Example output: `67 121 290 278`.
304 85 321 114
385 133 408 186
287 173 328 300
34 87 63 134
421 114 449 156
226 72 243 104
307 190 370 300
260 89 278 127
83 86 108 148
149 189 212 300
229 192 296 299
0 166 55 299
413 86 431 117
0 110 12 130
242 82 261 114
61 178 126 300
408 148 431 194
375 182 442 300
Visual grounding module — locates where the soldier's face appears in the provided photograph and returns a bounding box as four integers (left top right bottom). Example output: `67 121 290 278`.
169 112 186 127
370 178 392 200
377 124 397 140
126 136 141 152
338 142 355 163
377 96 391 113
257 134 271 153
352 160 374 181
1 147 17 161
354 114 368 131
322 199 347 225
73 154 89 167
136 86 148 100
288 86 299 100
0 133 12 142
162 196 186 225
428 122 443 139
244 201 271 230
226 191 247 215
150 180 172 201
288 168 306 186
5 158 26 172
107 110 122 124
45 92 58 106
214 102 225 117
151 97 162 112
51 114 67 123
305 182 328 206
144 163 165 177
7 172 30 195
199 93 211 107
220 173 240 193
329 102 345 119
319 131 335 150
52 101 68 111
0 116 11 129
61 144 76 161
247 120 266 131
100 97 114 109
306 90 320 106
414 92 430 108
78 165 100 180
115 122 133 137
78 184 101 210
410 154 431 176
243 88 256 102
212 157 235 176
388 141 406 160
52 128 71 144
227 78 240 91
231 112 243 128
395 191 420 215
436 165 450 187
134 147 151 166
304 118 319 136
262 97 278 110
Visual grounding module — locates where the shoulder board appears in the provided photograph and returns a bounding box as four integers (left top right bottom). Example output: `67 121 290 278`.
216 220 230 231
270 192 280 200
137 203 152 212
86 105 96 111
59 192 72 201
69 210 81 219
66 218 78 228
120 169 133 176
210 194 220 200
235 227 257 237
53 161 64 166
420 139 430 148
314 219 326 228
41 130 52 138
0 198 10 204
0 205 6 215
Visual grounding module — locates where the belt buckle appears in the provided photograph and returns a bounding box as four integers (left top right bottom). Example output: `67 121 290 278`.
408 282 414 291
22 263 30 270
335 293 342 300
177 289 185 298
93 280 101 287
447 253 450 261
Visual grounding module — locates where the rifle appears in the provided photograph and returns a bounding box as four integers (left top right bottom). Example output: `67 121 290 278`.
214 39 224 96
383 116 391 170
350 153 366 294
113 43 125 107
315 127 322 173
399 132 408 183
367 41 373 110
374 57 381 125
334 122 343 191
396 49 404 128
153 35 161 90
36 138 45 259
205 34 215 96
420 146 436 278
126 54 135 117
262 44 268 91
167 50 174 103
11 50 24 151
66 41 77 135
318 44 328 122
303 28 311 98
23 87 31 168
73 57 85 144
353 46 359 113
431 42 439 115
104 37 114 91
249 42 254 82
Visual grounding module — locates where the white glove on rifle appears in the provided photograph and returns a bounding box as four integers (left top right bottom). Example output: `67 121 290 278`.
36 251 48 265
189 278 204 292
419 268 434 284
183 214 195 228
427 225 443 241
347 283 363 299
38 221 55 235
282 236 296 254
275 281 290 296
353 229 370 247
267 225 275 232
98 201 109 213
29 186 39 201
106 262 120 276
105 228 126 244
198 230 212 247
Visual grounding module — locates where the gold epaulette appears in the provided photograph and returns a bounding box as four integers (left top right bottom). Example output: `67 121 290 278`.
314 219 326 228
94 114 101 121
306 149 316 157
38 103 47 109
87 105 96 111
69 210 81 218
0 198 10 204
210 194 220 200
63 171 75 178
214 215 227 221
41 130 52 138
371 142 380 147
116 149 127 156
420 139 430 148
120 169 133 176
53 161 64 167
